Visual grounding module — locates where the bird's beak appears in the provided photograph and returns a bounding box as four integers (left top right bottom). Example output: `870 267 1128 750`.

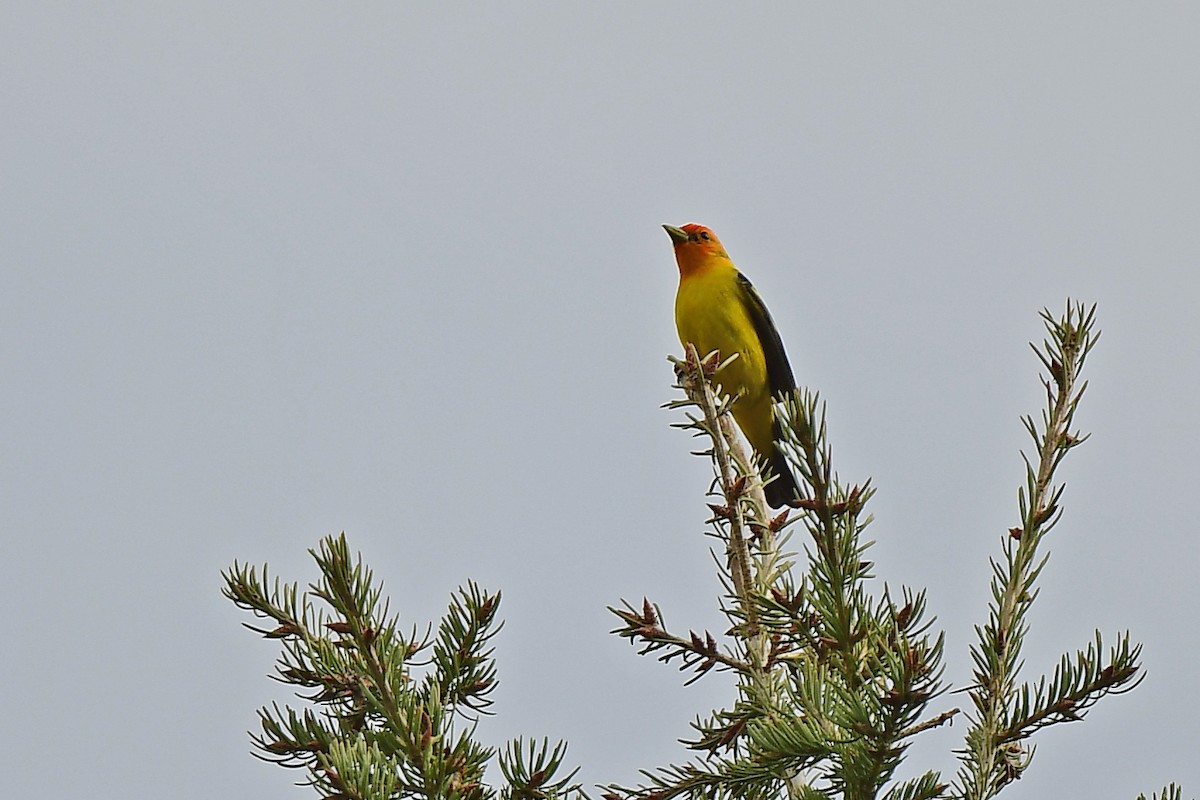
663 224 689 244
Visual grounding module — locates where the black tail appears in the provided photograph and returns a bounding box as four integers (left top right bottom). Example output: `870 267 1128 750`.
763 450 801 509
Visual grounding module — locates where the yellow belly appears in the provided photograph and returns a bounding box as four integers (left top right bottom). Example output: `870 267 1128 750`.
675 266 776 460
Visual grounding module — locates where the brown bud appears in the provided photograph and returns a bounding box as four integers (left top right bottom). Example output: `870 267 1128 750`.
719 718 746 748
420 710 433 749
265 621 303 638
1033 503 1058 526
1049 357 1064 382
707 503 734 520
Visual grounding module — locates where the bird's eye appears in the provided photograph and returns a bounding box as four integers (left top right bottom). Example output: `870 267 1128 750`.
700 231 710 240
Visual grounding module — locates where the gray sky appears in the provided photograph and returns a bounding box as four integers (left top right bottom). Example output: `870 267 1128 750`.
3 4 1197 797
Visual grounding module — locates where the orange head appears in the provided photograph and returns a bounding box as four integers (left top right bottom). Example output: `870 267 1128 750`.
663 223 731 277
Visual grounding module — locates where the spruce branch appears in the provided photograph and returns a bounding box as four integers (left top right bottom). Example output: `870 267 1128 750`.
1001 629 1142 742
608 345 948 800
881 773 949 800
223 534 584 800
672 344 776 652
952 302 1143 800
223 302 1175 800
608 597 751 683
500 739 583 800
1138 785 1190 800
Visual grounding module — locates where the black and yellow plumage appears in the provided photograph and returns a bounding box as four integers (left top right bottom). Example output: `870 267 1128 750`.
665 222 800 508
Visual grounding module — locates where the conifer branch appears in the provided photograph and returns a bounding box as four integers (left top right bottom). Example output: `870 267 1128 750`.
1138 785 1190 800
223 534 584 800
608 345 948 800
952 302 1143 799
224 301 1173 800
608 597 752 683
672 344 773 651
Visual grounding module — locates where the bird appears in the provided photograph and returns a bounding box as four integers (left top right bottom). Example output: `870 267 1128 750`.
665 222 801 508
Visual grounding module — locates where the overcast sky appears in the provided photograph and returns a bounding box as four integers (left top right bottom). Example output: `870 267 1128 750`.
3 4 1198 798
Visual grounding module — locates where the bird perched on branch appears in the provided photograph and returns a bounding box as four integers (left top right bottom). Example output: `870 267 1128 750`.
664 223 800 508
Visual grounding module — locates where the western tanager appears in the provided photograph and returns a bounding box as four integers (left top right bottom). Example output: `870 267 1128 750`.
665 223 800 508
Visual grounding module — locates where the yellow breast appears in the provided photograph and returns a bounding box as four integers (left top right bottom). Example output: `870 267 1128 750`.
674 263 774 455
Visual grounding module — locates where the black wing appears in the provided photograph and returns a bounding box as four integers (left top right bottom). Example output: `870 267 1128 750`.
736 271 796 397
737 270 802 508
